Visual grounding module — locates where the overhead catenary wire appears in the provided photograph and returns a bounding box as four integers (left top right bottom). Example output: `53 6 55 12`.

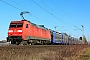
42 0 66 20
31 0 66 24
10 0 26 11
0 0 81 40
41 0 66 25
0 0 70 29
74 25 82 31
31 0 79 33
0 0 79 35
10 0 56 26
37 0 80 35
0 0 23 11
50 0 80 31
41 0 50 12
1 0 77 33
0 0 74 28
0 0 55 29
46 0 79 34
50 0 74 21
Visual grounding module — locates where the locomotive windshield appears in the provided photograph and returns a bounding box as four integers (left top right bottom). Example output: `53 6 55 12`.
9 23 23 28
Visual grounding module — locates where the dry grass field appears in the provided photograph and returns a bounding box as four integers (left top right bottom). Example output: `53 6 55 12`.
0 45 89 60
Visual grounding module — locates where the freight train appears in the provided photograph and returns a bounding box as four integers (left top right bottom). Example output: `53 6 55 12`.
6 19 83 45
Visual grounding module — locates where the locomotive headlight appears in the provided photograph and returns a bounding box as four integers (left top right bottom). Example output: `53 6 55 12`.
17 30 22 32
8 30 13 32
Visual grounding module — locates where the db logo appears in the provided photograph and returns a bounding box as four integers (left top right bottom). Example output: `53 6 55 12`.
14 29 16 32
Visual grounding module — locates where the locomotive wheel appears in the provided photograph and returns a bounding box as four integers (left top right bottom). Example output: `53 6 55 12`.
11 41 16 44
16 42 20 45
20 41 28 45
30 42 34 45
27 39 35 45
41 41 44 45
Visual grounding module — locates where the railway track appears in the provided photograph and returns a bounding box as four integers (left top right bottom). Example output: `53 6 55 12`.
0 44 89 50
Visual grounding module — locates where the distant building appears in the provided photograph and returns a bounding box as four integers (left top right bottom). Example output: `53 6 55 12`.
1 40 7 43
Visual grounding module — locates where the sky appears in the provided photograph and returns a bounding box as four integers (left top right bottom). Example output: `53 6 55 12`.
0 0 90 42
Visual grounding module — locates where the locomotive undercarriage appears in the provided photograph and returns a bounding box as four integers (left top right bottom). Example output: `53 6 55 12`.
26 36 51 45
27 39 51 45
7 36 23 45
7 36 51 45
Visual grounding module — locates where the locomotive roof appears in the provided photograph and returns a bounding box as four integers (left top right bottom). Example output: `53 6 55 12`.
22 20 49 30
10 21 23 24
10 20 49 30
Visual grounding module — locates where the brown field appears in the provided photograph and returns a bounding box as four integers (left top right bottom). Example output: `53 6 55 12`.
0 45 89 60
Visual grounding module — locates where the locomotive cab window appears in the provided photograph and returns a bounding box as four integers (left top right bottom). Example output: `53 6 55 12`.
26 24 28 28
17 23 23 27
9 23 23 28
9 24 16 28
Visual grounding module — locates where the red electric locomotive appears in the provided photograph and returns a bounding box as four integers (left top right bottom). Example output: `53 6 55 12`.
7 20 51 45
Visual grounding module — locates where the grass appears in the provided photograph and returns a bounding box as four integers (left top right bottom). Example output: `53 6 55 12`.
0 45 89 60
80 48 90 60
